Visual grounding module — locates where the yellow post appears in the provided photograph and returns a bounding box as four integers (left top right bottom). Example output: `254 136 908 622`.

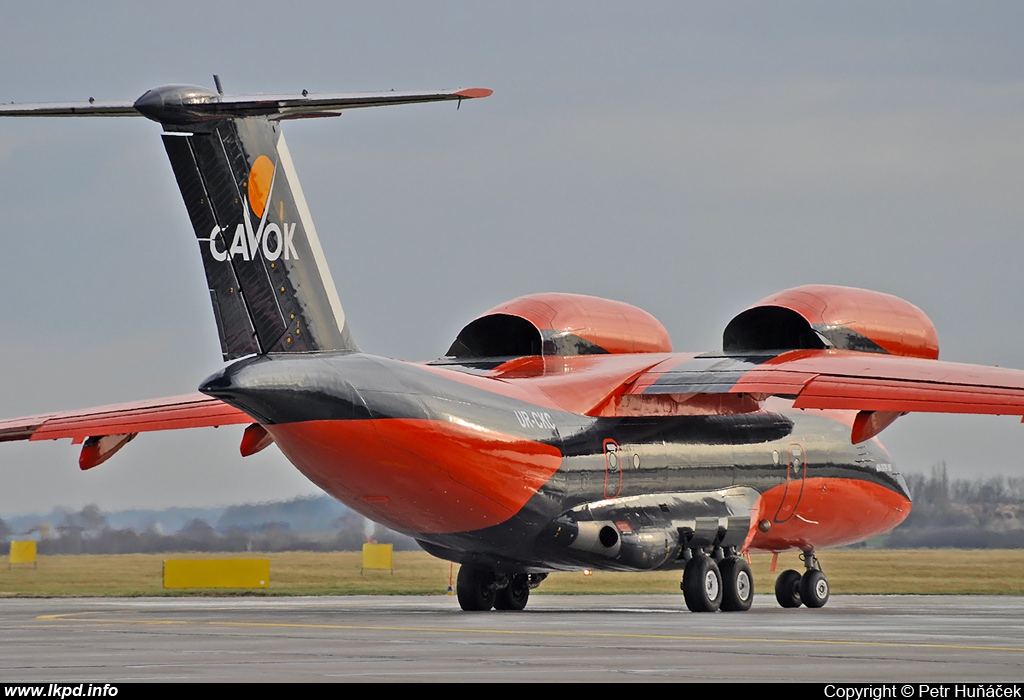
9 540 37 568
163 558 270 589
361 543 394 574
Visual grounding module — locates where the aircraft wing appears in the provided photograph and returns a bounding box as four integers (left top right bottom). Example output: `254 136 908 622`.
0 393 251 469
628 349 1024 441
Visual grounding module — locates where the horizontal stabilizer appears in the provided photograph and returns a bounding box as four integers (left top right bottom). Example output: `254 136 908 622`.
0 86 492 122
0 100 138 117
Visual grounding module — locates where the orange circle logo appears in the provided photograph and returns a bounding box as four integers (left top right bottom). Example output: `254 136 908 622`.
248 155 274 218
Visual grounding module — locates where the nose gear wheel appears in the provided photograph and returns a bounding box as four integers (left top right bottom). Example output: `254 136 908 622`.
774 550 830 609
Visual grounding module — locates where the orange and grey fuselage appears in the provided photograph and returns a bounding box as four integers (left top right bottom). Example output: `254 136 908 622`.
201 349 910 573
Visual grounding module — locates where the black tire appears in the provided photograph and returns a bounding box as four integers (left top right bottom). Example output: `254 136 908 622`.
719 556 754 612
457 565 496 611
775 569 803 608
682 555 722 612
800 569 830 608
494 574 530 611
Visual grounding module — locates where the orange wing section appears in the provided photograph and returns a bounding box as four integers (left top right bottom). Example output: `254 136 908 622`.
630 349 1024 419
0 393 250 445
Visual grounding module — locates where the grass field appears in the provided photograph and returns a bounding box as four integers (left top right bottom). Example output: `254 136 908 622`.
2 549 1023 597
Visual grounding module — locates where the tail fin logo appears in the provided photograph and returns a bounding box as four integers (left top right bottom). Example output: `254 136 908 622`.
208 155 299 263
248 155 275 218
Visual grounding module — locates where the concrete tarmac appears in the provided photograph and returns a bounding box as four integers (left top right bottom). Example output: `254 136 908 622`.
2 595 1022 682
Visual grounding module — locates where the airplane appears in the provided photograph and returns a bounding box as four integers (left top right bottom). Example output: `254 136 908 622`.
3 80 1024 614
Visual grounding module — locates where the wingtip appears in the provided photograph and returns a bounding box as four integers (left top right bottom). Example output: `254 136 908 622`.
455 88 493 99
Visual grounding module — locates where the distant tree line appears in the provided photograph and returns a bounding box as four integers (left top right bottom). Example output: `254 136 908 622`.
0 504 420 555
885 462 1024 548
4 466 1023 554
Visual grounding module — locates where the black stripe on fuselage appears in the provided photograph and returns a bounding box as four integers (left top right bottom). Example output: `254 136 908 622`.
201 352 573 442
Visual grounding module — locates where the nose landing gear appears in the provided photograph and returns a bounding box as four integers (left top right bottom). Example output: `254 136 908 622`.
774 568 803 608
773 550 830 609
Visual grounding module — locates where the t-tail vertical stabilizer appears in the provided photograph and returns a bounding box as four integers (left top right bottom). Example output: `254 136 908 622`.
0 82 492 360
155 101 353 358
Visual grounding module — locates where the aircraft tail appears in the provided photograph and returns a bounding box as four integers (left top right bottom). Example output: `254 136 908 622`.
160 117 354 358
0 82 491 360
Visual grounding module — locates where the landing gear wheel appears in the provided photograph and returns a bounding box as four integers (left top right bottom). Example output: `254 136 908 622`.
494 574 530 611
719 556 754 612
774 569 803 608
800 569 829 608
682 555 722 612
457 565 496 611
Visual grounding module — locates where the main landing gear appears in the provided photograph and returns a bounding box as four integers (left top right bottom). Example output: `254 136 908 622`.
456 565 546 612
680 547 753 613
774 550 830 609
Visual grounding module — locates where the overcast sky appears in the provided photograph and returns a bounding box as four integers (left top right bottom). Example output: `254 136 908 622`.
1 2 1023 515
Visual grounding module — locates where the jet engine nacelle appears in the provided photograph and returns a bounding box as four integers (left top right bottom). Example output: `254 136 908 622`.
447 292 672 358
723 284 939 359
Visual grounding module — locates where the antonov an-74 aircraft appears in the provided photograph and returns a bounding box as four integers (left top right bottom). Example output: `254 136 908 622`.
3 81 1023 613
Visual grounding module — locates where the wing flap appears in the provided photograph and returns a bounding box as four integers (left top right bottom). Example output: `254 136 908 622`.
794 375 1024 415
